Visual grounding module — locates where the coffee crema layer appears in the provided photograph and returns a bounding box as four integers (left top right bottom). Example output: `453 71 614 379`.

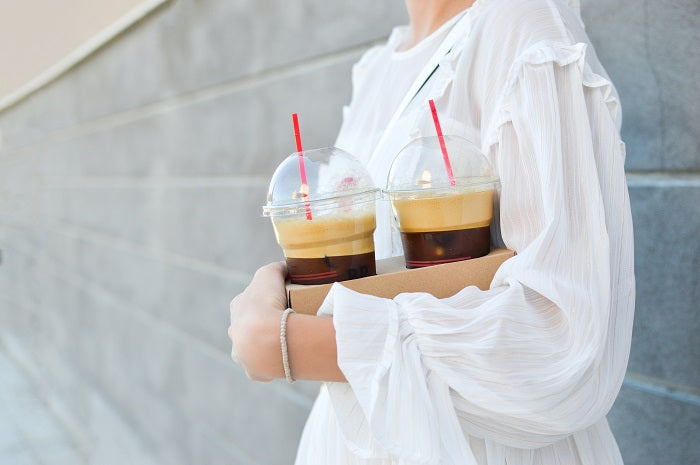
272 212 376 258
287 252 376 285
392 189 494 232
400 226 491 268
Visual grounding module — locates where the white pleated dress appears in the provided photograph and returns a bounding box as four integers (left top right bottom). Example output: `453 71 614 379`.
295 0 635 464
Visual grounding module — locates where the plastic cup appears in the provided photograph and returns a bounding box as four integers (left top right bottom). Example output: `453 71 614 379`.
385 136 499 268
263 147 380 284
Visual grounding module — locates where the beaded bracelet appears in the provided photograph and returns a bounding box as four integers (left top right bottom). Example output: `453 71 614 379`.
280 308 295 383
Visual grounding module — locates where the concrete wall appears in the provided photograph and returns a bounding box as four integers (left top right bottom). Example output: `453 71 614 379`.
0 0 697 464
584 1 700 463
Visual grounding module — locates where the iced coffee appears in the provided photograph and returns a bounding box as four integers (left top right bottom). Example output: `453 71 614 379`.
272 208 376 284
392 189 494 267
263 147 379 284
385 135 499 268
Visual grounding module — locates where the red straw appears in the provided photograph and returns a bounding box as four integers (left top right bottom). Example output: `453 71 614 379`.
428 99 456 186
292 113 312 220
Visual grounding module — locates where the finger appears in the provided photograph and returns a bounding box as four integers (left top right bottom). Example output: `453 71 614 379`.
229 295 241 320
278 261 289 279
249 262 288 293
255 261 287 280
245 370 272 383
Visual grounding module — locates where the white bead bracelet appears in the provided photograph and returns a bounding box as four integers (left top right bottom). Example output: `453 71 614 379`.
280 308 295 383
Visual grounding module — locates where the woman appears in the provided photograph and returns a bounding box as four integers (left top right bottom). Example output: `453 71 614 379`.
228 0 636 463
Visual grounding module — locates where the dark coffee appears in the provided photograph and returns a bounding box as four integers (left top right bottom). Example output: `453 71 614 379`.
287 251 376 285
400 226 490 268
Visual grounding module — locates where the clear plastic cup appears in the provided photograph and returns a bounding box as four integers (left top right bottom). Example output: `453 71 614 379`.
385 136 499 268
263 147 380 284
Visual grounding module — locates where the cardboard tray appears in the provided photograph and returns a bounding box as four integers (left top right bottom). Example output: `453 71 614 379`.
286 248 514 314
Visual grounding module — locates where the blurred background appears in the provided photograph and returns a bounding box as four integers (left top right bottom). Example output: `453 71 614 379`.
0 0 697 464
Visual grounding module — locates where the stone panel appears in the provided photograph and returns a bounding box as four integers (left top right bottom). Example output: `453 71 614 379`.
0 0 405 150
10 173 281 273
2 245 312 465
23 55 357 180
152 185 281 272
179 347 310 464
1 330 160 465
585 0 700 171
39 184 281 274
72 234 248 355
1 218 240 355
608 383 700 465
191 425 262 465
644 0 700 170
0 53 358 187
1 214 322 405
79 285 310 465
39 186 152 245
0 226 47 352
627 180 700 388
584 0 661 171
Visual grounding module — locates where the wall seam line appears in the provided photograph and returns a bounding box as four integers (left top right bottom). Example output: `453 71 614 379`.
0 37 386 158
0 246 316 411
623 371 700 407
0 214 255 283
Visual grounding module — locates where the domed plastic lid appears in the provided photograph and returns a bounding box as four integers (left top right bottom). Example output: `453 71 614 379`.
385 135 499 199
263 147 379 217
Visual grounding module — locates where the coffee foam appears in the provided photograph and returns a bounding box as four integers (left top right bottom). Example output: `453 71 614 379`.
272 212 376 258
392 189 494 233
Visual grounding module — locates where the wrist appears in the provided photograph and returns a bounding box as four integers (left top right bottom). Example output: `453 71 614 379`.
262 309 286 380
239 306 285 381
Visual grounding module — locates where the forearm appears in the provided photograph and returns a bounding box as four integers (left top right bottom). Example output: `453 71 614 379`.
286 313 346 382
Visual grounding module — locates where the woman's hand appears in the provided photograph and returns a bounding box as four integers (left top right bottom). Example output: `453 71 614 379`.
229 261 345 383
228 261 288 382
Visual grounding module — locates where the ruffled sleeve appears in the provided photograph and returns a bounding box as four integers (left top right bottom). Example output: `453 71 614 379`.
319 42 635 464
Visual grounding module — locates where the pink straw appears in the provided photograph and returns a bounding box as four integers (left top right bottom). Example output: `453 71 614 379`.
428 99 456 186
292 113 313 220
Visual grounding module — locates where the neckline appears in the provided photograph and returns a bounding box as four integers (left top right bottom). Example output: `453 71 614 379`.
391 10 465 60
390 0 487 59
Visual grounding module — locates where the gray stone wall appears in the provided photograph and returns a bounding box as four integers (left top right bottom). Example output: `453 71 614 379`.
584 1 700 463
0 1 697 464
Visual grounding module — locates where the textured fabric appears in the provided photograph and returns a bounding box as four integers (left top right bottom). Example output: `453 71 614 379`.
295 0 635 464
562 0 581 19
